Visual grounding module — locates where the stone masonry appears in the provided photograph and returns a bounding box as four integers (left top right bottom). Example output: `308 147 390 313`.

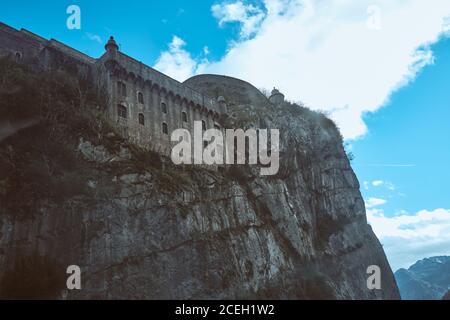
0 22 243 157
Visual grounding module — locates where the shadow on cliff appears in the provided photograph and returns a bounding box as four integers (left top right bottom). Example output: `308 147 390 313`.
0 252 65 299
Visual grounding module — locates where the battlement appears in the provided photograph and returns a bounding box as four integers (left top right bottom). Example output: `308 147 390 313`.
0 22 45 60
48 39 96 65
104 50 221 115
19 28 47 43
0 22 228 159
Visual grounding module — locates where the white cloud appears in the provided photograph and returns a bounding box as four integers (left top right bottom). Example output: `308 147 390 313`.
206 0 450 139
212 1 266 39
371 180 396 190
86 32 102 44
367 208 450 270
154 36 207 81
385 182 396 191
372 180 383 187
365 197 387 208
155 0 450 139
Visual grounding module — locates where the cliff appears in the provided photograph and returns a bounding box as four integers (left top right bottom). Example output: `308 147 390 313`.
0 58 400 299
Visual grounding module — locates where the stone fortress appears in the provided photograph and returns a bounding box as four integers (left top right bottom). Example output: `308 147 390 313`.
0 22 285 157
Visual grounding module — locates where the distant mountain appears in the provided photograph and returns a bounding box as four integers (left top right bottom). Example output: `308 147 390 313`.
395 256 450 300
443 290 450 300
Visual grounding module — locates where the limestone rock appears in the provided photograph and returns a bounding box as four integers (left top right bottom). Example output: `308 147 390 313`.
0 74 399 300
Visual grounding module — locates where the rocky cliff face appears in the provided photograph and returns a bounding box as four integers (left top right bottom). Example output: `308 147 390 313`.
0 60 400 299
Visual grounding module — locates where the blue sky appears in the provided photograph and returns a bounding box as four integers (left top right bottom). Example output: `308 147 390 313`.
354 38 450 214
0 0 230 63
1 0 450 270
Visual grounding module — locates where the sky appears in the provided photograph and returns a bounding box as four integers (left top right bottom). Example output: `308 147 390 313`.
1 0 450 271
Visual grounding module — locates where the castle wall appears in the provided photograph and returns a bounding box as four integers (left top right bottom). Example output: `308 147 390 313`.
0 23 45 63
96 46 226 159
0 23 96 72
0 22 226 163
105 69 224 159
109 51 221 114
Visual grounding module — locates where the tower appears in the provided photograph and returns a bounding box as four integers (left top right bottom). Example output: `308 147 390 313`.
105 36 119 58
217 96 228 115
269 87 285 105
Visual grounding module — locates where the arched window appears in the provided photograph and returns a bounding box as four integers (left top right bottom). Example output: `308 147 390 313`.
117 105 127 119
117 81 127 97
138 92 144 104
162 122 168 135
161 102 167 114
138 113 145 126
182 111 188 123
202 120 207 131
214 124 221 130
14 51 22 61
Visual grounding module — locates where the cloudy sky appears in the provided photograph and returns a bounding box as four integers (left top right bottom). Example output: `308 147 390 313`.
1 0 450 270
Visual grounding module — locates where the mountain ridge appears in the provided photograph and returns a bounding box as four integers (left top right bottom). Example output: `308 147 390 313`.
395 256 450 300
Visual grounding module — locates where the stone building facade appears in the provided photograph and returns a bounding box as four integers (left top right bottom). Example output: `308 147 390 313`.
0 22 228 157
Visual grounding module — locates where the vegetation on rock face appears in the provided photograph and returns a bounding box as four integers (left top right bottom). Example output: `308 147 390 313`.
0 58 108 214
0 58 216 214
0 58 397 300
0 59 112 298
